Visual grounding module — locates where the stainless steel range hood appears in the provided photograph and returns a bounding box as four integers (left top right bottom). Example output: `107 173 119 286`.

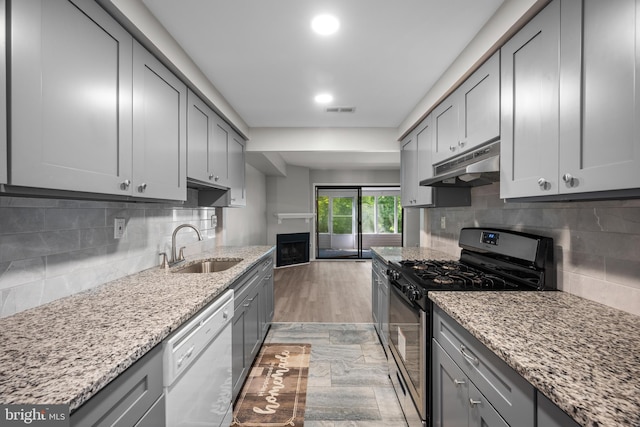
420 140 500 187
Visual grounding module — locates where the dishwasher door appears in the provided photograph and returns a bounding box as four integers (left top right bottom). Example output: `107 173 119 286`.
164 290 234 427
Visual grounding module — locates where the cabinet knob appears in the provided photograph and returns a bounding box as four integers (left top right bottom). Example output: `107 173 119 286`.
449 146 456 152
469 398 482 407
458 140 466 148
209 173 214 180
562 173 576 187
215 176 220 181
120 179 131 190
138 183 147 193
537 178 550 190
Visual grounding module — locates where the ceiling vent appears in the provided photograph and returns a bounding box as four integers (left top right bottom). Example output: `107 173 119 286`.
325 106 356 113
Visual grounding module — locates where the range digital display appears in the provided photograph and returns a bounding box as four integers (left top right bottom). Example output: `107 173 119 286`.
481 231 499 245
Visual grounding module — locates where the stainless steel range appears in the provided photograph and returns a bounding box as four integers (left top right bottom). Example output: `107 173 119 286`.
386 227 555 427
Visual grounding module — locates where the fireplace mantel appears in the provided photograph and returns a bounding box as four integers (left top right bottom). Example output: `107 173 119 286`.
274 213 315 224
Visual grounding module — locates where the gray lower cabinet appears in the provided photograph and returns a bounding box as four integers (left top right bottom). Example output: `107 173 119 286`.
433 340 508 427
232 254 274 400
10 0 134 196
371 254 389 353
432 305 535 427
132 41 187 201
537 392 580 427
70 344 164 427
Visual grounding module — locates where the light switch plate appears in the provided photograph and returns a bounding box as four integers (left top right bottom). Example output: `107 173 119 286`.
114 217 126 239
440 216 446 229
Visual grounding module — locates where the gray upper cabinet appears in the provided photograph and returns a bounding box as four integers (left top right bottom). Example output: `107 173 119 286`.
132 41 187 201
10 0 133 195
502 0 640 199
401 117 433 207
500 0 560 199
228 132 246 207
559 0 640 195
0 0 6 185
458 52 500 153
186 89 228 189
432 52 500 165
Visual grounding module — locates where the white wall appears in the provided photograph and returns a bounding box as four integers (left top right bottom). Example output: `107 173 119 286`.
222 164 268 246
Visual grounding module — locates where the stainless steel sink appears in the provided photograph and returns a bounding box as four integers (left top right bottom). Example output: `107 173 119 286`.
172 259 242 273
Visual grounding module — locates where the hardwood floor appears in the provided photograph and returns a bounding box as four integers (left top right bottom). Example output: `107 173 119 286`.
273 260 373 323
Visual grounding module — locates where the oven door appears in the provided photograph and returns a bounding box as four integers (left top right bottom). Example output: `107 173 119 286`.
388 281 428 425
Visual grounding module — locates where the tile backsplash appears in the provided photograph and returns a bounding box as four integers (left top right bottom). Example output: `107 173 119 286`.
0 190 221 317
424 183 640 316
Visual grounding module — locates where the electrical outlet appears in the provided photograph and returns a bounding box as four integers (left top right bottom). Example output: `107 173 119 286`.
114 217 126 239
440 216 446 229
211 214 217 228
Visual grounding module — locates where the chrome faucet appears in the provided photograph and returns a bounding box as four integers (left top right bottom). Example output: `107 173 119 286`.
171 224 203 264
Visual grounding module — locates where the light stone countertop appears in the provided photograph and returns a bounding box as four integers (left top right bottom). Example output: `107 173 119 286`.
429 291 640 427
371 246 455 263
0 245 275 412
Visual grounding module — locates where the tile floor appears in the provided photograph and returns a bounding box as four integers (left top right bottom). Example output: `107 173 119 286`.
265 322 408 427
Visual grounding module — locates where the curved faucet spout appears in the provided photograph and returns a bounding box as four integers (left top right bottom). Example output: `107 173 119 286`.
171 224 203 264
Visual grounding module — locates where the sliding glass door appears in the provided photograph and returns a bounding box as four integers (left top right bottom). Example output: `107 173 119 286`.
316 186 403 260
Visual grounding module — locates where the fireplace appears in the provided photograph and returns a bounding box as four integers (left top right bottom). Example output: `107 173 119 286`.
276 232 310 267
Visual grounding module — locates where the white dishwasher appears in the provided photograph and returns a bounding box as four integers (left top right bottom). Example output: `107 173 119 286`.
163 289 234 427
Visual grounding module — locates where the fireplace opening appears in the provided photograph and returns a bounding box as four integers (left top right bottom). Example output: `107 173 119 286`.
276 232 310 267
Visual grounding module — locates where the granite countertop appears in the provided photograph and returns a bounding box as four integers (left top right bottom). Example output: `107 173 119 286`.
0 245 275 412
429 291 640 427
371 246 455 263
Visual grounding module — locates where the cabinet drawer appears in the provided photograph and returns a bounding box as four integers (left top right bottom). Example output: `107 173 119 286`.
433 305 535 427
260 255 274 274
232 268 261 310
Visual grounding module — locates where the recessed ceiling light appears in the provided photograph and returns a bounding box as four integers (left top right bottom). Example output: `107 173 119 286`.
311 14 339 36
314 93 334 104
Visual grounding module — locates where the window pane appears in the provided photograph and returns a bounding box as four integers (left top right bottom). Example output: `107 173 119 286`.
397 197 403 234
377 196 395 233
361 196 375 233
333 217 352 234
333 197 353 215
317 196 329 233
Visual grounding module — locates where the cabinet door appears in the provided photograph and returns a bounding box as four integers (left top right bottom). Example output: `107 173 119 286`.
0 0 6 185
459 52 500 152
212 116 230 188
232 306 246 400
432 340 469 427
432 98 459 164
261 270 274 336
244 285 262 365
229 132 246 206
400 133 416 206
187 89 224 187
415 118 434 206
11 0 133 195
468 381 509 427
559 0 640 194
500 0 560 199
132 41 187 201
537 392 580 427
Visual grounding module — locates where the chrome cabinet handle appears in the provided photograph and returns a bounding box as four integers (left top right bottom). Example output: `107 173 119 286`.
469 398 482 407
138 183 147 193
537 178 550 190
460 344 479 365
562 173 576 187
454 379 466 386
120 179 131 190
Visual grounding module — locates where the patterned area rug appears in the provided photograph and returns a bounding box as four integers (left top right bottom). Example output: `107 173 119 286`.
232 343 311 427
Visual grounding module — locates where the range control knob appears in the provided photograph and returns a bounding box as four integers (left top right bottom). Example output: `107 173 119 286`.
408 288 423 302
388 270 400 281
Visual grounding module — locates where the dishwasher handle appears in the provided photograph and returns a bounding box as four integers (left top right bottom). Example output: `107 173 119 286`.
163 290 234 386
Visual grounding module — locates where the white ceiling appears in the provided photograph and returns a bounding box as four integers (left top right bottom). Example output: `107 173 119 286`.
141 0 505 170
